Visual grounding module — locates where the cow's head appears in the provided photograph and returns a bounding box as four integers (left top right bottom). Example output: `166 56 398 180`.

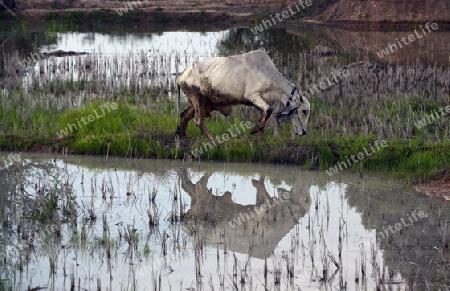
276 91 310 136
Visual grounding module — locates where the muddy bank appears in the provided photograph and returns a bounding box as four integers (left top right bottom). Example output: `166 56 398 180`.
2 0 450 28
316 0 450 28
1 0 285 25
416 170 450 201
2 8 252 25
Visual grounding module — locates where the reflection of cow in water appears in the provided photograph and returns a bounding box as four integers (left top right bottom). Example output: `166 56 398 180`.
179 168 311 259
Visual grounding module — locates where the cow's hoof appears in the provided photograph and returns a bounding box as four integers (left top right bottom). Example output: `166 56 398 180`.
250 126 260 135
176 134 188 139
175 132 189 140
175 127 185 138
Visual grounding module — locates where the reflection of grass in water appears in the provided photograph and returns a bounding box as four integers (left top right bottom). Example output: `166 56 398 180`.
63 12 82 25
0 280 15 291
31 195 59 223
0 278 13 291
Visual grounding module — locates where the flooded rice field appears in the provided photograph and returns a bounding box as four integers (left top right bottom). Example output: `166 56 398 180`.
0 152 448 290
1 23 450 290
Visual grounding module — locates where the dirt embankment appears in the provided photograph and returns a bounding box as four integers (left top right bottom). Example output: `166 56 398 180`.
286 26 450 65
0 0 262 24
3 0 298 24
312 0 450 28
2 0 450 27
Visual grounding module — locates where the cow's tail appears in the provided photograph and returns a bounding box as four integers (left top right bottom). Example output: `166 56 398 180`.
175 84 181 137
177 84 181 114
177 84 181 108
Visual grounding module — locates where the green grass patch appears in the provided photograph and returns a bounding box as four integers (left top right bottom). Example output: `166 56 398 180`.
0 98 448 183
63 12 82 25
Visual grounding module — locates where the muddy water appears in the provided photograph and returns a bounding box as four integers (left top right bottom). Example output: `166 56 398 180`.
0 152 448 290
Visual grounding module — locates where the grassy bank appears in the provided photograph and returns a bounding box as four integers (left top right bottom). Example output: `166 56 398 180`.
0 99 448 183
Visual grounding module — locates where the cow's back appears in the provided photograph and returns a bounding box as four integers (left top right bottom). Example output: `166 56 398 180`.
178 50 282 101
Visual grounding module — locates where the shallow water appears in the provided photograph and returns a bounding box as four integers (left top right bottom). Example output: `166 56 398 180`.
8 25 450 65
0 152 448 290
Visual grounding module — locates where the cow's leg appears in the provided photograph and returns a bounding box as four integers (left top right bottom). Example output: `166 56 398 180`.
258 106 280 137
248 95 271 135
253 107 263 121
215 105 231 117
192 95 215 141
205 101 213 118
176 101 195 138
253 107 266 138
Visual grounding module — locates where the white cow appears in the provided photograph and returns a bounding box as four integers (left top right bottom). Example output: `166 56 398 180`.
176 50 310 140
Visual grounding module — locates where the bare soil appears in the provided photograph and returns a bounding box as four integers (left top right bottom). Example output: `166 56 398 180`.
4 0 450 27
7 0 284 24
416 171 450 201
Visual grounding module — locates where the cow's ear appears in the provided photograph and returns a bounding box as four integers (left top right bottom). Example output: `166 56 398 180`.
276 108 296 124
